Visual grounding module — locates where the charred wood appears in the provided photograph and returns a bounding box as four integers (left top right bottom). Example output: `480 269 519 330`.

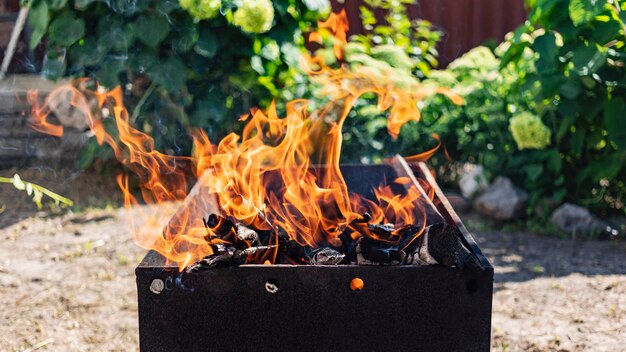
406 224 480 269
235 223 260 244
309 247 345 265
203 214 234 238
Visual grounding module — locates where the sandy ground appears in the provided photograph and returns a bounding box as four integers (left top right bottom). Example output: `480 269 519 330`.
0 200 624 351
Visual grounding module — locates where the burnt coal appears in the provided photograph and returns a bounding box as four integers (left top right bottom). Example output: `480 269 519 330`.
282 240 310 264
235 223 260 244
406 223 480 269
194 212 478 270
356 236 406 265
309 247 345 265
203 214 233 238
367 223 396 238
187 244 278 272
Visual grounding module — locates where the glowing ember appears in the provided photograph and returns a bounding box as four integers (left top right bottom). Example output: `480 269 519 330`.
27 10 461 271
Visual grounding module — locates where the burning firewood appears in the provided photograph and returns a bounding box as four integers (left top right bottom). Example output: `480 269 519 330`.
186 244 278 273
203 214 234 237
235 223 260 244
405 223 480 269
193 212 478 269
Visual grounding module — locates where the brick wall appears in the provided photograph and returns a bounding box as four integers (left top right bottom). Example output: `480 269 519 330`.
0 75 85 169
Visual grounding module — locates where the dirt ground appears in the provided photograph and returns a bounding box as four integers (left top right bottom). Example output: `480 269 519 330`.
0 171 625 351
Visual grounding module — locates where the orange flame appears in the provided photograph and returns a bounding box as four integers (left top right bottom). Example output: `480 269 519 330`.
311 9 348 60
27 10 461 270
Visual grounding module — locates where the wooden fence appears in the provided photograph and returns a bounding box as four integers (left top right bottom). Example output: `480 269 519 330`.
341 0 527 66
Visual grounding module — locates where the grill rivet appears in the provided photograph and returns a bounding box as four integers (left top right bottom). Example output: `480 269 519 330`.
150 279 165 294
350 278 364 291
265 279 279 293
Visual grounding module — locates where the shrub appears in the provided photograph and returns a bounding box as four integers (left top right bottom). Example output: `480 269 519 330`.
499 0 626 215
422 0 626 216
27 0 330 164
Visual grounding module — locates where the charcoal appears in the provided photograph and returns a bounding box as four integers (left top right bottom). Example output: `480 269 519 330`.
282 240 310 263
186 252 235 272
309 247 345 265
338 228 357 263
406 223 480 269
186 245 278 272
203 214 234 237
236 223 260 244
241 245 278 256
353 212 372 223
276 226 290 244
367 223 396 238
356 237 406 265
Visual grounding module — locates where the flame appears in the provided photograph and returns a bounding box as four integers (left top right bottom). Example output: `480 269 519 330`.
311 9 348 60
27 10 461 270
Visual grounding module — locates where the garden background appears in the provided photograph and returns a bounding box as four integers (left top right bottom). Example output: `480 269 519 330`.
0 0 625 351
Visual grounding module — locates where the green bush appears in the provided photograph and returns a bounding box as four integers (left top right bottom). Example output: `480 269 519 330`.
422 0 626 216
27 0 329 163
355 0 441 78
290 0 446 164
418 45 539 182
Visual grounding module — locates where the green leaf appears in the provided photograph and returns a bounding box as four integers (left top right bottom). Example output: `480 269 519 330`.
71 38 106 66
194 28 218 58
74 0 103 10
273 0 290 16
172 21 198 53
27 0 49 49
42 49 66 79
128 51 158 73
560 80 581 99
540 74 566 96
570 128 586 156
156 0 180 13
191 93 229 128
135 13 169 49
571 45 606 76
581 153 624 182
553 187 566 203
48 11 85 47
545 150 562 173
97 17 132 51
525 164 544 181
109 0 150 16
569 0 605 26
592 17 622 44
620 10 626 25
604 97 626 149
556 108 577 142
47 0 67 10
533 32 558 74
150 57 186 92
96 58 126 88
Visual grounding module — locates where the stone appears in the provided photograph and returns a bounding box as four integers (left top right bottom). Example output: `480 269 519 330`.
46 85 94 130
550 203 610 236
458 163 489 198
444 191 471 213
473 176 528 220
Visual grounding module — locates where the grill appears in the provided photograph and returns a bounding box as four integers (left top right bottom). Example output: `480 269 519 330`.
135 160 493 351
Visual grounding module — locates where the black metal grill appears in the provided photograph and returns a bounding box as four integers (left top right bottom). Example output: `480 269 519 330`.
135 160 493 352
